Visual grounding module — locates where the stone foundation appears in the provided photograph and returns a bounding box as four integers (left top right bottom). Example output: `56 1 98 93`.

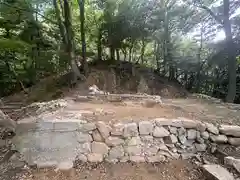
12 117 240 166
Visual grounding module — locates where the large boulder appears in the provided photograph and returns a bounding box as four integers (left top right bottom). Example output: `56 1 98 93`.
219 125 240 137
202 164 234 180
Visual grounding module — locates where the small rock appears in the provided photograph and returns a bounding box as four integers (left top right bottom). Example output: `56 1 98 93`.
105 136 124 147
91 142 109 155
202 164 234 180
146 155 165 162
129 156 145 162
224 156 240 173
120 156 129 162
153 126 170 138
205 123 219 135
187 129 197 140
36 161 58 169
87 153 103 162
210 135 228 143
144 146 159 156
178 134 187 145
96 121 111 139
228 137 240 146
92 129 104 142
75 142 91 154
139 121 153 135
123 123 138 137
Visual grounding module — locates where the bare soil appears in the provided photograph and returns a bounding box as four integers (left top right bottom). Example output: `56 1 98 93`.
16 160 206 180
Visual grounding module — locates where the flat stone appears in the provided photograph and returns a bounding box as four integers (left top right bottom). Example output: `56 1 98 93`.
129 156 145 162
105 136 124 147
75 132 93 143
146 155 165 162
36 161 58 168
111 123 124 136
79 123 96 132
153 127 170 138
91 142 109 155
96 121 111 139
123 123 138 137
155 118 180 127
205 123 219 135
53 122 78 132
187 129 197 140
219 125 240 137
125 146 142 156
139 121 153 135
228 137 240 146
126 136 142 146
109 146 124 159
92 129 104 142
87 153 103 162
202 164 234 180
210 135 228 143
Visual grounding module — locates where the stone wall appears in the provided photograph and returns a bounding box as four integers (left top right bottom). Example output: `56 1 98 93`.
70 118 240 163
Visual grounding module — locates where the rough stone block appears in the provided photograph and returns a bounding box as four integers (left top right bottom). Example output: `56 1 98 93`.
228 137 240 146
126 136 142 146
87 153 103 162
205 123 219 135
195 143 207 152
202 164 234 180
201 131 209 140
153 126 170 138
125 146 142 156
111 123 124 136
91 142 109 155
187 129 197 140
96 121 111 139
140 136 153 144
129 156 145 162
139 121 153 135
123 123 138 137
75 142 91 154
109 146 124 159
75 132 93 143
79 123 96 132
210 135 228 143
105 136 124 147
92 129 104 142
219 125 240 137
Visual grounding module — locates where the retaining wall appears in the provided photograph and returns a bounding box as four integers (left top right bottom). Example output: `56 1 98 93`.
66 118 240 163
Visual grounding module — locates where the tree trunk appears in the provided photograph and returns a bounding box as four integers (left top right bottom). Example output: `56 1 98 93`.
116 49 120 61
110 46 115 60
77 0 88 75
196 23 203 93
63 0 83 82
53 0 67 45
223 0 236 103
140 38 146 64
97 28 102 61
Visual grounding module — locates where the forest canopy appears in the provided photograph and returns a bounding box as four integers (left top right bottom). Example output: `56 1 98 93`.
0 0 240 103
